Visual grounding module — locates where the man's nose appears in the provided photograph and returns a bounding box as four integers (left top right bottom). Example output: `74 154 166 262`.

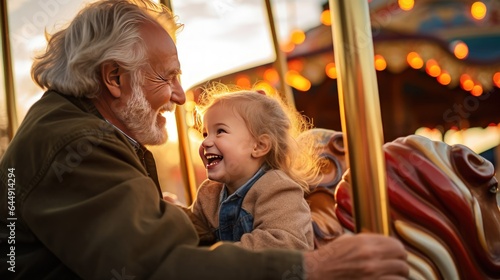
171 80 186 105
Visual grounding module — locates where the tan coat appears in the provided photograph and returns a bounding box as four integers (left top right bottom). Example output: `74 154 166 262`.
191 170 314 250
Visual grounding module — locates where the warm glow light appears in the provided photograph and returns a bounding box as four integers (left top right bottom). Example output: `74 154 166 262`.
374 54 387 71
281 42 295 53
415 127 443 142
460 74 474 91
407 52 423 69
471 84 483 96
444 128 462 146
398 0 414 11
471 2 487 20
185 109 195 127
263 68 279 84
444 126 500 154
290 29 306 45
285 70 311 91
437 72 451 85
186 90 194 102
493 72 500 87
425 59 441 77
165 112 178 142
184 100 196 112
462 80 474 91
288 59 304 71
325 62 337 79
460 73 471 84
321 10 331 26
452 41 469 59
236 75 251 89
254 81 276 95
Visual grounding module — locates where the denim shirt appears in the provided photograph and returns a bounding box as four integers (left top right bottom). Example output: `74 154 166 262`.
215 166 268 242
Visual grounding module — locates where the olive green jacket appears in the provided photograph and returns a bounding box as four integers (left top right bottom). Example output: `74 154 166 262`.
0 91 303 279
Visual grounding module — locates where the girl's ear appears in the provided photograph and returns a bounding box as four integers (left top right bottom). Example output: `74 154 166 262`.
101 61 122 98
252 134 271 158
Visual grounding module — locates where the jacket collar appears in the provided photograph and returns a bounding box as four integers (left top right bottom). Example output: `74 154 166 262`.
48 91 162 193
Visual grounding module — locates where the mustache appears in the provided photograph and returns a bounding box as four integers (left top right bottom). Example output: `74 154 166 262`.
159 102 176 114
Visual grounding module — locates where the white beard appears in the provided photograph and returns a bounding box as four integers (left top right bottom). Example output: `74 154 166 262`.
114 78 173 145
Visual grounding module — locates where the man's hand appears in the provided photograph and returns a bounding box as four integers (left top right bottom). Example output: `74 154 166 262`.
304 233 409 280
162 191 185 206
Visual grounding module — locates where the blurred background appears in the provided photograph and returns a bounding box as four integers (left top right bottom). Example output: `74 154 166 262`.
2 0 500 204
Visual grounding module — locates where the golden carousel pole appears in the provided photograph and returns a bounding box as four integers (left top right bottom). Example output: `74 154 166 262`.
1 1 18 141
264 0 295 108
160 0 198 204
328 0 390 235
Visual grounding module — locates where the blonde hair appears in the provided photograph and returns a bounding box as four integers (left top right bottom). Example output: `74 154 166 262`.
31 0 183 98
196 83 323 192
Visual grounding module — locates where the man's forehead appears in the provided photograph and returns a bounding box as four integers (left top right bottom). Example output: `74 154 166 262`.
139 20 180 73
139 20 176 51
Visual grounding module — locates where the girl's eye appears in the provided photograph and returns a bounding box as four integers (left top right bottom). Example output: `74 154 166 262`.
217 129 226 134
202 132 207 138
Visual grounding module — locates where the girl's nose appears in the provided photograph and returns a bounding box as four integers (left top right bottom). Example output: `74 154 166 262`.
201 136 213 148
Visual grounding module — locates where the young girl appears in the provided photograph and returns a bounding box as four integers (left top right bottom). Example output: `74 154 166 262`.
189 85 323 250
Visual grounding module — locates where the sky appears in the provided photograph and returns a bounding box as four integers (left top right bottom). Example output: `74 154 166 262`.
171 0 323 88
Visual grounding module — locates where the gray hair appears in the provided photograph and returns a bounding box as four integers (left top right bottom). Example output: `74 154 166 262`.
31 0 182 98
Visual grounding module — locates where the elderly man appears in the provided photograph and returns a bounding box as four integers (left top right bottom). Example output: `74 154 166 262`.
0 0 409 279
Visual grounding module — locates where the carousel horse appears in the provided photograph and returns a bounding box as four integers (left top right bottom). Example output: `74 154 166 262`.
330 134 500 279
301 128 347 248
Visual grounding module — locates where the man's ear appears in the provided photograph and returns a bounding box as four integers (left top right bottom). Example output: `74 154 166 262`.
252 134 271 158
101 62 121 98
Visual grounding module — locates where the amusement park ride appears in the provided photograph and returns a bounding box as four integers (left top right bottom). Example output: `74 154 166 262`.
184 1 500 278
1 0 500 279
